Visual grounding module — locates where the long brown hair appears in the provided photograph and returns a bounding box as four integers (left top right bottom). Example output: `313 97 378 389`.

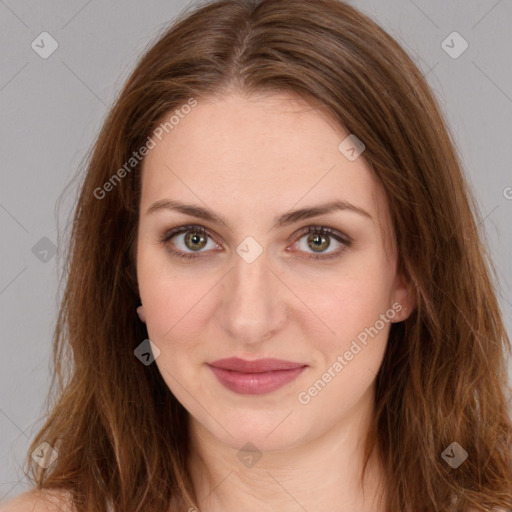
22 0 512 510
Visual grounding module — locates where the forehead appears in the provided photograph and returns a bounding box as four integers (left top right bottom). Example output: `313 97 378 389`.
145 92 353 176
140 92 389 234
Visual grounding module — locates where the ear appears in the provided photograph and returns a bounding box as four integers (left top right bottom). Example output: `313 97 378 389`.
137 305 147 324
390 271 416 323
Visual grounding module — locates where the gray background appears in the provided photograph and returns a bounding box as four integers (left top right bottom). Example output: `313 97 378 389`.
1 0 511 503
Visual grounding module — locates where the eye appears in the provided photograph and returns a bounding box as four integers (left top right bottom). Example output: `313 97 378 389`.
160 224 352 261
291 226 352 260
160 225 219 260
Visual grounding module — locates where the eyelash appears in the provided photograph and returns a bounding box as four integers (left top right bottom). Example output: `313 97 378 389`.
159 224 352 262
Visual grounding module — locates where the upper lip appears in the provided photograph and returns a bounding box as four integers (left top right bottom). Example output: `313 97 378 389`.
208 357 307 373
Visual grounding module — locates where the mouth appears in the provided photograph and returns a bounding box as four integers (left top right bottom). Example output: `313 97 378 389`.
207 357 308 395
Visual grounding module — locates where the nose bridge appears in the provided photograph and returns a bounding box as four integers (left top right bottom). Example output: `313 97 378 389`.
220 250 287 343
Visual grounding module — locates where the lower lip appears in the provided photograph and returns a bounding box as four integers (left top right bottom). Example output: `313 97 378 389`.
208 365 307 395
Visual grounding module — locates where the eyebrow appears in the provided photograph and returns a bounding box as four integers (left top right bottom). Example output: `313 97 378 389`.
145 198 373 228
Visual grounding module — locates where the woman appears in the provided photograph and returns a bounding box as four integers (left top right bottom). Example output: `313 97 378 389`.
2 0 511 510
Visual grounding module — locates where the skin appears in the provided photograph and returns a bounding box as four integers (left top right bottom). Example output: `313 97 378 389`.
136 91 415 512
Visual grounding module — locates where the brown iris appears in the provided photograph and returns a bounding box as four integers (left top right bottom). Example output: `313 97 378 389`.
307 232 330 252
184 231 208 251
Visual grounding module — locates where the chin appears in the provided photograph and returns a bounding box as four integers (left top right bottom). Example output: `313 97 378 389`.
191 406 312 454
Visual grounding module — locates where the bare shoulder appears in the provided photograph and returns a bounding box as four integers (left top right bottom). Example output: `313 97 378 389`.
0 489 74 512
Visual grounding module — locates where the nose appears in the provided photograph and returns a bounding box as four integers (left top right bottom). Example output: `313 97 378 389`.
218 251 288 345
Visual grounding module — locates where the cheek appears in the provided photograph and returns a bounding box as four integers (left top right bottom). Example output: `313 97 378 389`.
136 245 217 354
296 273 392 412
140 276 209 347
138 271 210 394
295 256 395 351
137 245 183 340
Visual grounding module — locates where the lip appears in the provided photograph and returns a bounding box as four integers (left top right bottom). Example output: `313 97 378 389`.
207 357 307 395
209 357 306 372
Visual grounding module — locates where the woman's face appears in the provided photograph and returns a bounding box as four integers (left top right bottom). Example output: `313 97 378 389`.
136 92 413 451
